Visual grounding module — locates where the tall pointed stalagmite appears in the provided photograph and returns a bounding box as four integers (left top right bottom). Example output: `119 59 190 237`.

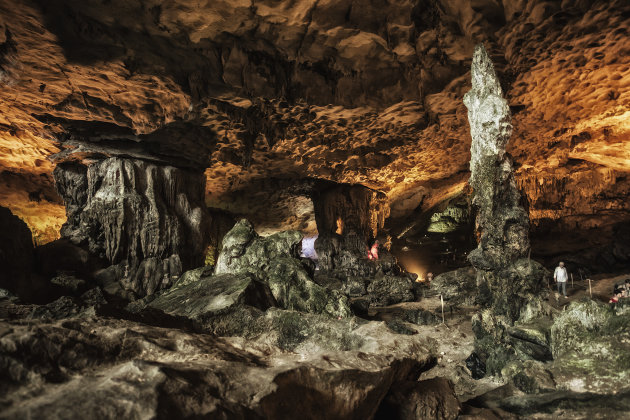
464 44 548 374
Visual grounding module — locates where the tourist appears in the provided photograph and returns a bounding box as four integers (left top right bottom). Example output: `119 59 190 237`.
609 291 623 304
554 261 568 299
367 240 379 260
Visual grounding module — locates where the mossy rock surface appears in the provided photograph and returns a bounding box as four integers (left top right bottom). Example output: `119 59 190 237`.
214 220 351 318
550 299 630 393
149 272 276 320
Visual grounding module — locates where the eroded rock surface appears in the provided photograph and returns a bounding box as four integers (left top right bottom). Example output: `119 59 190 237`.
54 157 209 297
0 313 435 420
215 219 351 318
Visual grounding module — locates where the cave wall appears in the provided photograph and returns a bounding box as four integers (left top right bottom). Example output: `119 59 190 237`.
54 157 209 296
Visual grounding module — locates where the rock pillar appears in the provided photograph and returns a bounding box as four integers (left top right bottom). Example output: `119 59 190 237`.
54 157 208 296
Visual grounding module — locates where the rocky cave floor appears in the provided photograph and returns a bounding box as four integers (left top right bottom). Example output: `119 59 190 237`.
2 219 630 420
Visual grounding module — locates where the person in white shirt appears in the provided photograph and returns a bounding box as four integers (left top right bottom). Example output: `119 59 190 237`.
554 261 568 298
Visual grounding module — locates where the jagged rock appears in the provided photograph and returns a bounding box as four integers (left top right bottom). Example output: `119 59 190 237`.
502 360 556 394
215 220 351 318
375 377 461 420
549 299 630 394
0 206 34 298
507 320 552 362
80 288 108 308
54 158 209 297
148 272 276 321
29 296 82 320
50 272 87 294
342 277 367 297
367 275 415 307
430 266 477 305
465 353 486 380
0 312 436 419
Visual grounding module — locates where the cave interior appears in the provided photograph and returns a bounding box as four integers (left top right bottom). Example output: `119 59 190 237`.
1 0 630 419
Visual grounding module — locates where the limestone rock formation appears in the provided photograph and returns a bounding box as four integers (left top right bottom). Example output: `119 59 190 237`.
430 266 478 305
366 275 415 307
464 44 545 321
313 183 389 276
215 219 351 318
54 157 209 297
376 377 461 420
0 310 436 419
0 206 34 297
148 272 277 322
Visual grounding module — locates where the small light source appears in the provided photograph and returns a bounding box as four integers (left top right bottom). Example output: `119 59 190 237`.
335 217 344 235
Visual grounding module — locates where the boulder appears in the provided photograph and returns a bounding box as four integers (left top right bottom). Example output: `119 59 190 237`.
507 320 552 362
367 275 415 307
215 220 351 318
148 271 276 321
430 266 477 305
342 276 367 297
502 360 556 394
375 377 461 420
549 299 630 393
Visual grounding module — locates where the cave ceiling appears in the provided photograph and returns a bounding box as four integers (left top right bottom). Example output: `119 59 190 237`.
0 0 629 243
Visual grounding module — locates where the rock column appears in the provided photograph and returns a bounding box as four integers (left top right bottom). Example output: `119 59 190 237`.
54 157 208 297
464 44 545 321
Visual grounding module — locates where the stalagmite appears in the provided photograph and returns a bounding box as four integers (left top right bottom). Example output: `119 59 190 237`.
464 44 548 375
464 44 545 321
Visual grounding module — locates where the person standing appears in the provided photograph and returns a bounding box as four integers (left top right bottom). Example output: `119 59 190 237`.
367 240 379 260
554 261 569 299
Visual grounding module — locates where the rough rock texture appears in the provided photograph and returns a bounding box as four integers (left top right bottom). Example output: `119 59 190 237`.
0 206 34 296
367 275 415 307
430 266 477 305
0 310 436 419
375 377 461 420
54 157 208 297
549 299 630 394
215 219 351 318
464 44 545 321
314 183 389 275
148 272 277 321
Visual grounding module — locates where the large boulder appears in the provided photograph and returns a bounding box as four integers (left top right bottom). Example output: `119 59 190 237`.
375 377 461 420
430 266 477 305
148 271 276 322
215 220 351 318
549 299 630 394
367 274 415 307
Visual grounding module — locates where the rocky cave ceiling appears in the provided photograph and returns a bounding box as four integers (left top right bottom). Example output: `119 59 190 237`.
0 0 629 243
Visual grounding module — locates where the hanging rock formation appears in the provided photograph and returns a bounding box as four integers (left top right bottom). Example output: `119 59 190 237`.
53 157 209 297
